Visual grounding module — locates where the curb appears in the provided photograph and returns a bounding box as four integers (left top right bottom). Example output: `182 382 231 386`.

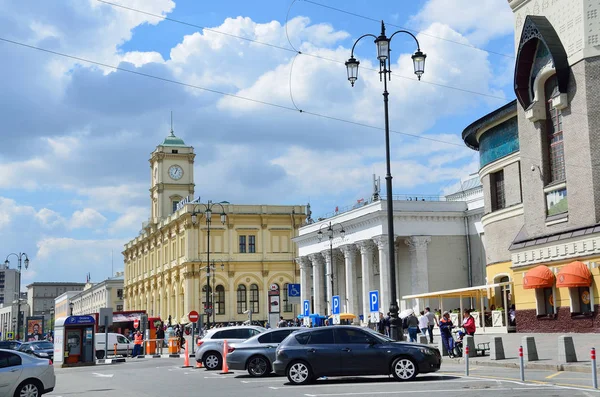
128 354 188 359
447 357 597 373
96 358 126 365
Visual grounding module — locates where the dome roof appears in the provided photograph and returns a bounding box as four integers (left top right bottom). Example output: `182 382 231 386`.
162 131 187 147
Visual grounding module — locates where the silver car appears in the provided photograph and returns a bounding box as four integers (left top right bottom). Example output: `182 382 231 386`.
195 326 265 370
227 327 300 377
0 348 56 396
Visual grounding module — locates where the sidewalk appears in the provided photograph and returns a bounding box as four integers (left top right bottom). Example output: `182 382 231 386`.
432 333 600 373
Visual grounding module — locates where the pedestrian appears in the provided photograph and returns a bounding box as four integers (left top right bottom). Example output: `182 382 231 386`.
418 311 429 339
377 312 385 334
439 311 455 358
424 307 437 344
132 330 143 357
384 312 391 337
156 322 165 355
406 312 419 343
462 309 476 336
277 316 287 328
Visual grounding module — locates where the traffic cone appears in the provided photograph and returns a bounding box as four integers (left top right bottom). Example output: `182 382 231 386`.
221 339 229 374
182 340 191 368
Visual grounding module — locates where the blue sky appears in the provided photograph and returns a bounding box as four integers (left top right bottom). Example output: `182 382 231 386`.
0 0 516 285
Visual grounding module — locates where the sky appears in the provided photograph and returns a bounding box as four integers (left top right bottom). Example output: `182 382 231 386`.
0 0 516 286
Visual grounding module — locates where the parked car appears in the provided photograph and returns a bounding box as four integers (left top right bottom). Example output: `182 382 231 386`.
95 333 134 359
273 326 441 385
227 327 300 377
18 341 54 361
0 340 22 350
0 348 55 396
195 326 265 370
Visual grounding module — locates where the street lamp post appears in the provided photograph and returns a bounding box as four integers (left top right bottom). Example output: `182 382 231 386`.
191 200 227 330
4 252 30 341
205 261 225 326
316 222 345 314
346 21 426 341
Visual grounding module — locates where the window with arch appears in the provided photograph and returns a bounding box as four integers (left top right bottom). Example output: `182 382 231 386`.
201 285 212 309
237 285 247 314
215 285 225 315
282 283 292 312
250 284 260 313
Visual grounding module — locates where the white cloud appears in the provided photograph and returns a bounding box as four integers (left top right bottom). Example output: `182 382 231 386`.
70 208 107 229
109 206 148 235
35 208 65 228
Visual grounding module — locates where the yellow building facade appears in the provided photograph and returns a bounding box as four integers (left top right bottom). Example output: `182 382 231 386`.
122 130 306 325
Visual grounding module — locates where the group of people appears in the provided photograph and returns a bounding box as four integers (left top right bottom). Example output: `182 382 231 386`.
439 309 476 358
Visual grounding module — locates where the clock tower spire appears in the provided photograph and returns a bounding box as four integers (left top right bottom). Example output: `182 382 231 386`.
149 119 195 221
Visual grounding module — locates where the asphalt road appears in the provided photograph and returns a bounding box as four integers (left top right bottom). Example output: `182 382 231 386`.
46 359 600 397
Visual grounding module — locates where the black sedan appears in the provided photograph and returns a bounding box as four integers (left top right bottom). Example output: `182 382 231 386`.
273 326 441 385
18 341 54 361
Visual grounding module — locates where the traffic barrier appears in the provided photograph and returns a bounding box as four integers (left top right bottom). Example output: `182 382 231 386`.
558 335 577 363
221 340 229 374
522 336 539 361
519 345 525 381
418 335 428 344
465 345 470 376
464 335 476 358
182 341 192 368
438 338 449 356
592 347 597 389
490 337 505 360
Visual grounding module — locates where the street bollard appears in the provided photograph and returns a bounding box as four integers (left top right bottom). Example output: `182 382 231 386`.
519 345 525 381
465 345 470 376
114 343 117 357
592 347 597 389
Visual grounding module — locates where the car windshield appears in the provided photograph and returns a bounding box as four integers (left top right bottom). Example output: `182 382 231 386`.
31 342 53 350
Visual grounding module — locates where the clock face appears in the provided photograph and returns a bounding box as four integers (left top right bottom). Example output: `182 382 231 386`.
169 165 183 180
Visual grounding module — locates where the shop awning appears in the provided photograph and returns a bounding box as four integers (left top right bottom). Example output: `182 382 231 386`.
556 261 593 288
523 265 555 289
402 281 512 300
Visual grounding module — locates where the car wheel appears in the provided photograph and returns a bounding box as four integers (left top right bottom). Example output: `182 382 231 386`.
203 352 222 370
96 350 105 359
286 361 313 385
14 380 41 397
391 357 418 381
247 355 270 377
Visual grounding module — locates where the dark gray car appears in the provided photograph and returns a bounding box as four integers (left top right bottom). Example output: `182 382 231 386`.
226 327 300 377
273 326 441 385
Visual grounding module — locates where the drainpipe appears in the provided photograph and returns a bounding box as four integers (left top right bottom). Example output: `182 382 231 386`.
464 215 473 308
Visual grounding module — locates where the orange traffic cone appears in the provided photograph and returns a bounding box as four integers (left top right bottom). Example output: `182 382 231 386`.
221 339 229 374
182 340 191 368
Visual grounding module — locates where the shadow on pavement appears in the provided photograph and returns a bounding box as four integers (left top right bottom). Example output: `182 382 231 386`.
235 373 280 379
282 375 461 386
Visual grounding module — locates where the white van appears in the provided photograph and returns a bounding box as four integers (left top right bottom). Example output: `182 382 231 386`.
95 333 134 359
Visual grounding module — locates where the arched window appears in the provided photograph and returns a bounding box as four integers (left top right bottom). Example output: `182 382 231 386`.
545 75 565 183
283 283 292 312
250 284 260 314
201 285 212 309
215 285 225 315
237 285 247 314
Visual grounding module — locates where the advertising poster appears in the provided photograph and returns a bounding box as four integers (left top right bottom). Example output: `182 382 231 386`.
26 316 44 341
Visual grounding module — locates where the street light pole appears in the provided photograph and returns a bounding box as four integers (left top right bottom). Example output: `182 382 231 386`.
191 200 227 330
346 21 426 341
4 252 29 341
317 222 345 314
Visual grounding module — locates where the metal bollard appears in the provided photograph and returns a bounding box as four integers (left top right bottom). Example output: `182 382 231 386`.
465 345 470 376
592 348 597 389
519 345 525 381
114 343 117 357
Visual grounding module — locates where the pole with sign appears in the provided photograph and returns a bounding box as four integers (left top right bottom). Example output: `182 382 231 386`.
99 308 113 359
369 291 379 324
188 311 199 348
303 300 310 326
332 295 341 325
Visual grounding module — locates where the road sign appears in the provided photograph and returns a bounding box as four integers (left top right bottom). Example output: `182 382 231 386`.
188 310 199 323
303 300 310 317
332 314 340 325
204 308 212 315
332 295 340 315
7 332 14 340
99 308 113 327
288 283 301 304
369 290 379 313
370 312 379 323
133 319 139 329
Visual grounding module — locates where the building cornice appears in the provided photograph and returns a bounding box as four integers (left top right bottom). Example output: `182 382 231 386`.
481 203 524 228
479 151 521 179
511 232 600 268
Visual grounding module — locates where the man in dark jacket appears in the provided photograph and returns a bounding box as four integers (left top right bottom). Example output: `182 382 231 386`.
156 323 165 355
439 312 455 358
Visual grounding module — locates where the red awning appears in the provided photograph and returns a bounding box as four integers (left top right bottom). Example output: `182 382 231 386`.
523 265 555 289
556 261 593 288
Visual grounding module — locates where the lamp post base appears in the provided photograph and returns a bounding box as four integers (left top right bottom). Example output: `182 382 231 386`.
389 300 403 341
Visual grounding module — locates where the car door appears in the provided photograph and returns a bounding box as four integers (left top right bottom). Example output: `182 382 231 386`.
116 335 132 355
260 329 294 362
334 328 385 375
0 351 24 396
304 328 341 377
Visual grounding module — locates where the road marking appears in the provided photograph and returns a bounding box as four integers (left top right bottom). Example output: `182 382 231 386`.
91 373 114 378
546 371 562 379
268 378 492 390
303 387 555 397
240 379 285 383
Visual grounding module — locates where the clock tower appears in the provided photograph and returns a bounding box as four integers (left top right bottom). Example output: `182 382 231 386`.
149 128 195 221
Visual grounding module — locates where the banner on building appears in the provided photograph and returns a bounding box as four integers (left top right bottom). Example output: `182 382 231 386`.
26 316 45 341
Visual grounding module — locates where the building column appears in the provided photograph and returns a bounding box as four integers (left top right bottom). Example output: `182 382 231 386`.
373 235 390 314
405 236 432 306
357 240 375 324
296 257 312 312
309 253 325 316
340 244 358 323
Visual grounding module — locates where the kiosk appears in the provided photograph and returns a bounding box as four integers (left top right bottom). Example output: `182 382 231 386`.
54 315 96 367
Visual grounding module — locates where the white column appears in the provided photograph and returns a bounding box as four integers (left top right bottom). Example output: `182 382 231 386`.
357 240 375 324
405 236 432 309
309 253 325 316
340 244 358 323
321 250 334 315
296 257 311 310
373 235 390 314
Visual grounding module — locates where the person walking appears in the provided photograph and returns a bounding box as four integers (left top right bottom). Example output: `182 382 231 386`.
439 312 455 358
278 316 287 328
406 312 419 343
156 323 165 355
424 307 437 343
132 330 143 358
377 312 386 334
418 311 429 339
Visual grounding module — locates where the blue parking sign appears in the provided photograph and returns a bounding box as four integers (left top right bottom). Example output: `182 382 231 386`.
288 284 300 297
369 290 379 313
332 295 340 315
303 300 310 316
